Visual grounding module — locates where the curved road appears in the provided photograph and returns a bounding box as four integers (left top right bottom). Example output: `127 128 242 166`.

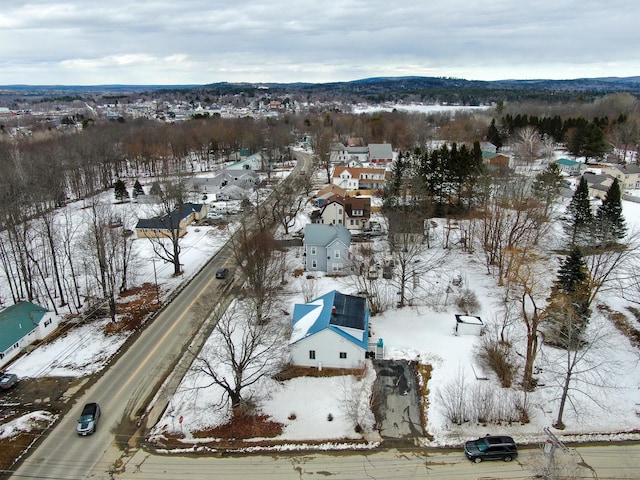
10 150 314 480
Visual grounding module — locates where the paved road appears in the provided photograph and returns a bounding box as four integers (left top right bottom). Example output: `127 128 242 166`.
110 442 640 479
10 248 234 480
10 150 314 480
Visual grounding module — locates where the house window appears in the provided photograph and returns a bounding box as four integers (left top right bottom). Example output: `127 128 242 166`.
352 209 363 216
350 219 355 225
312 259 317 268
334 250 340 258
339 352 347 359
309 350 316 360
310 246 316 255
338 208 343 214
44 319 52 327
332 263 343 272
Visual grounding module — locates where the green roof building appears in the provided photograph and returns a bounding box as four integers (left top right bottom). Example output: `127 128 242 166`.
0 301 60 369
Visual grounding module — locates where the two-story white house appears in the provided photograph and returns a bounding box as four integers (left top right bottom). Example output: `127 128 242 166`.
311 195 371 231
331 143 395 167
332 166 390 192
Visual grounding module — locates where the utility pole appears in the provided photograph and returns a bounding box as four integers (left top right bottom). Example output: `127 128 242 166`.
543 427 569 477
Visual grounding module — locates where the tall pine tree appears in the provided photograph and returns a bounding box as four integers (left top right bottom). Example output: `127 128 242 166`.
545 246 592 348
133 179 145 198
564 176 593 247
595 178 627 245
114 178 129 201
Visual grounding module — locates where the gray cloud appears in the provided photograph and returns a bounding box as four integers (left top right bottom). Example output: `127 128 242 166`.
1 0 638 84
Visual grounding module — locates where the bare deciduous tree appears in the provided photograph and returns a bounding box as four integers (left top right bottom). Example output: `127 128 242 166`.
512 126 542 165
83 200 136 321
503 246 551 390
386 212 448 307
541 305 621 430
144 177 191 276
270 178 306 235
231 218 285 323
190 302 290 412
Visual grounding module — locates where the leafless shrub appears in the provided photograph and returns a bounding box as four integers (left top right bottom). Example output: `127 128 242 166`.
301 275 320 303
455 288 480 315
434 367 467 425
436 371 530 426
476 335 516 388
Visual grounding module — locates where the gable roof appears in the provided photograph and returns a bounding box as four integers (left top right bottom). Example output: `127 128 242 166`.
368 143 393 159
606 163 640 175
332 165 390 179
135 202 203 230
303 223 351 247
0 302 49 351
343 196 371 216
290 290 369 349
317 184 348 199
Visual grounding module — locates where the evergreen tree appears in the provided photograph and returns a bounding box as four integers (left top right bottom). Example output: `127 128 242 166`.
114 179 129 201
581 122 608 162
486 119 503 151
545 247 592 348
564 176 593 246
133 179 145 198
383 152 407 209
149 182 163 196
595 178 627 245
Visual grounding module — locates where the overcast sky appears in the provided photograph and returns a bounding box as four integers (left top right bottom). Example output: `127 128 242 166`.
1 0 639 86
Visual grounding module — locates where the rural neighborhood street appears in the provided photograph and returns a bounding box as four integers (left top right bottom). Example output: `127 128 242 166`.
9 151 312 480
110 443 640 479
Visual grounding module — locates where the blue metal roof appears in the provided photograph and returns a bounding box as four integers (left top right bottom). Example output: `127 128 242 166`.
291 290 369 349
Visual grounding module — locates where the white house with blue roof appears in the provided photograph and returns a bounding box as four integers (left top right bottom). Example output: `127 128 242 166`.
0 301 60 368
289 290 369 369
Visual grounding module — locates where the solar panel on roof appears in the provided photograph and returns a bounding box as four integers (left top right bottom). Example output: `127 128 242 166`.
329 292 366 330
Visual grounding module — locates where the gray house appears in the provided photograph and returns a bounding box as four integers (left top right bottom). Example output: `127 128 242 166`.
303 224 351 273
187 170 258 200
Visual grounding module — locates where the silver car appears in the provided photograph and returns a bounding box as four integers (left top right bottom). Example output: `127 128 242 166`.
76 402 101 435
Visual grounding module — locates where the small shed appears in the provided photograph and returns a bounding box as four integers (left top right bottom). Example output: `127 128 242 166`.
454 314 484 336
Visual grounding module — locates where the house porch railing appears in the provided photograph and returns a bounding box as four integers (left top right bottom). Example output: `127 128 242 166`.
367 342 385 360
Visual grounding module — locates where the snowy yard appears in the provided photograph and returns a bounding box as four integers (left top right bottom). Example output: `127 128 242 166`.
4 176 640 450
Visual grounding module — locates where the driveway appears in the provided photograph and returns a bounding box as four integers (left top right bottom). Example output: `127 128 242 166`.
372 360 423 442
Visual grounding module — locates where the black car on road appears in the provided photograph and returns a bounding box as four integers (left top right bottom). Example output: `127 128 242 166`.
215 267 229 279
464 435 518 463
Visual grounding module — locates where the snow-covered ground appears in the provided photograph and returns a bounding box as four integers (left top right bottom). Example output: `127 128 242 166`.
4 169 640 451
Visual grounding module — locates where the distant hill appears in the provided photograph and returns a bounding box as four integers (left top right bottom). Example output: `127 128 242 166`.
199 76 640 93
2 76 639 104
197 76 640 103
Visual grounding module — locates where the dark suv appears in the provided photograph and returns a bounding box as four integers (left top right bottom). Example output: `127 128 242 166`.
464 435 518 463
